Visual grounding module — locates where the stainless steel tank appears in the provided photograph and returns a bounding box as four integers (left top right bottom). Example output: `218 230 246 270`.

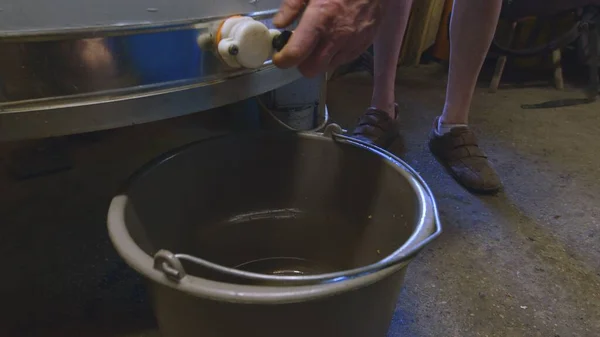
0 0 301 140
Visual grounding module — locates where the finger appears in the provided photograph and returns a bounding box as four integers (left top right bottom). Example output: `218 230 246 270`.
326 52 354 75
329 42 371 69
297 39 341 77
272 7 322 69
328 52 353 71
273 0 306 28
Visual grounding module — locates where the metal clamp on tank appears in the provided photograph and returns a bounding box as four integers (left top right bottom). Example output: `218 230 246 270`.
213 16 292 69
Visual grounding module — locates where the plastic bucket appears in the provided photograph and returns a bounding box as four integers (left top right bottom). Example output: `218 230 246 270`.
107 126 441 337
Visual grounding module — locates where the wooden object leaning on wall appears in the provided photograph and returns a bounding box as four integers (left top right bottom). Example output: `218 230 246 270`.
399 0 447 66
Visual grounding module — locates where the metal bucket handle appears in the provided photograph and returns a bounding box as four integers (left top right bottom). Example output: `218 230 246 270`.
153 124 442 285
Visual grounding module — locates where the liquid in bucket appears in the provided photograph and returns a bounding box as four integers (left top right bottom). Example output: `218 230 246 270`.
234 257 338 276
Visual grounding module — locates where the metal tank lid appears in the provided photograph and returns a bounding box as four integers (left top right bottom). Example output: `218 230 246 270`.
0 0 279 37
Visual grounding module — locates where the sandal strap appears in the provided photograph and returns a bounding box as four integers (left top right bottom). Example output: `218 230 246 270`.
353 108 395 137
435 128 488 161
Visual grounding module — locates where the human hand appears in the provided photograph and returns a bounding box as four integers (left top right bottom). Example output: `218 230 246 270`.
272 0 385 77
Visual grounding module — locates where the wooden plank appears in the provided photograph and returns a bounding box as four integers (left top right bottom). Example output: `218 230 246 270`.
399 0 446 66
489 22 517 93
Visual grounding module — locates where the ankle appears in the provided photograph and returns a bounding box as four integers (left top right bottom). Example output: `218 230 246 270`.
436 118 468 135
439 116 468 125
370 103 398 119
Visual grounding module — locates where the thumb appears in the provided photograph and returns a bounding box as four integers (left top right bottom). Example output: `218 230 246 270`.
273 0 305 28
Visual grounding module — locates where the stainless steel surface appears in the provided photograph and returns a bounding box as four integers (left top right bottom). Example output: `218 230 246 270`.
0 11 279 102
0 0 283 36
0 5 301 141
107 129 440 336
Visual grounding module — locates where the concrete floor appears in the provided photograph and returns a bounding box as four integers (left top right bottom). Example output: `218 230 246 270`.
0 65 598 337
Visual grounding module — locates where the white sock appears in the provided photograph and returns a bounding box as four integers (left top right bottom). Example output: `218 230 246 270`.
436 119 468 136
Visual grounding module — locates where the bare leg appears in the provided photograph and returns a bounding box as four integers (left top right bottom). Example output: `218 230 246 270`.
371 0 414 118
441 0 502 125
351 0 413 147
429 0 503 194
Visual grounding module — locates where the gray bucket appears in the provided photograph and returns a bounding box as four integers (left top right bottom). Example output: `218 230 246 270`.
107 126 441 337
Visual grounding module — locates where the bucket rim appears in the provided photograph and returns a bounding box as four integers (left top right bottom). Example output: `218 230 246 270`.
107 130 441 303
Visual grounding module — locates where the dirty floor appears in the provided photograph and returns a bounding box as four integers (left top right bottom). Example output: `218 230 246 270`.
0 65 598 337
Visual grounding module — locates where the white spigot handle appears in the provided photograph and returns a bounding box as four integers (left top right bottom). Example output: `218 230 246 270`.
216 17 279 69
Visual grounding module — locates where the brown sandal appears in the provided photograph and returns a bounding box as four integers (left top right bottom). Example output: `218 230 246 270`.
351 105 399 149
428 117 502 194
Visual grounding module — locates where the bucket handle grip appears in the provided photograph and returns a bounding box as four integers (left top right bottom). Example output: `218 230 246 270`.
154 249 187 282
